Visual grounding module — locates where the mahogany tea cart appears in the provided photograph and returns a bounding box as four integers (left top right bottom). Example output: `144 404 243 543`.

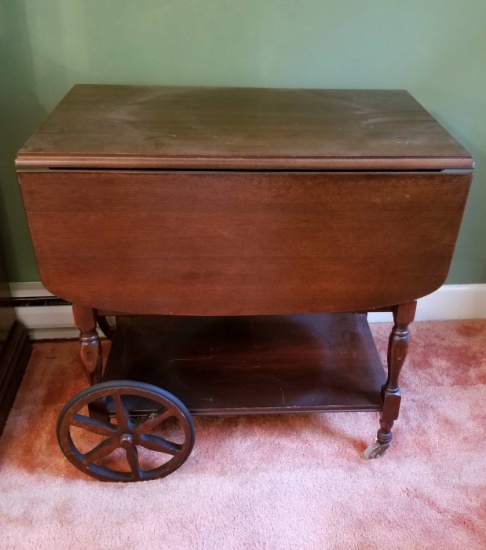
16 86 473 481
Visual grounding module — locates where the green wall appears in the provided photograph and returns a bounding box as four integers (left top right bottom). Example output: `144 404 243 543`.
1 0 486 282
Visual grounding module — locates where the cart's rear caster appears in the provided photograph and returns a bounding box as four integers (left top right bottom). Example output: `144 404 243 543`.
57 380 195 482
363 441 389 460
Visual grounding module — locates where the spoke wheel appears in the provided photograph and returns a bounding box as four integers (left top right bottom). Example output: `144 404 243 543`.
57 381 195 482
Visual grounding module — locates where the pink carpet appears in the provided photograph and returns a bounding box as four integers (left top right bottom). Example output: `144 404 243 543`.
0 320 485 549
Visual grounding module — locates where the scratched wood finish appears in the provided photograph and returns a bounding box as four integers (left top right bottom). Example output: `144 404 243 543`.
102 313 386 414
19 170 471 315
16 85 473 171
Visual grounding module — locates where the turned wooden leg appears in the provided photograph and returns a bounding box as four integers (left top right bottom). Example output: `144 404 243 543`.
72 304 102 386
365 300 416 459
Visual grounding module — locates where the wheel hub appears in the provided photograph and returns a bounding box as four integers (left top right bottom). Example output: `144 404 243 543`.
119 433 134 448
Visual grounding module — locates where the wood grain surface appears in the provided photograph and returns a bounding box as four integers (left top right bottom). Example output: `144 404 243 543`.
19 170 471 315
16 85 473 170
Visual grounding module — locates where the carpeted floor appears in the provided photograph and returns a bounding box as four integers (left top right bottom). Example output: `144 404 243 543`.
0 320 485 549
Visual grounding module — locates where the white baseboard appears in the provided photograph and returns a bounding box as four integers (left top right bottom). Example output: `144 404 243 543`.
10 282 92 340
14 305 81 340
9 282 486 340
369 284 486 323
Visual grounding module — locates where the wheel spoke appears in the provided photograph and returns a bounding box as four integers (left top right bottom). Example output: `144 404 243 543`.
139 434 183 456
112 394 130 429
125 446 142 481
136 410 174 434
81 438 118 465
72 413 116 437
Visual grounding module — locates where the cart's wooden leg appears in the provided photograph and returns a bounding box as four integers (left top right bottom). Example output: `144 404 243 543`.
73 305 102 386
380 301 416 441
365 301 416 459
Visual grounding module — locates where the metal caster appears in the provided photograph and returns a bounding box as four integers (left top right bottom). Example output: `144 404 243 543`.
363 441 389 460
57 380 195 482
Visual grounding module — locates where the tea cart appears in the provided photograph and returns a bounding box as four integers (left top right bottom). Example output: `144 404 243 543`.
16 85 473 481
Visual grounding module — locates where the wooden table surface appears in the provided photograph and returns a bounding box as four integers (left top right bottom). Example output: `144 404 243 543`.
16 85 473 171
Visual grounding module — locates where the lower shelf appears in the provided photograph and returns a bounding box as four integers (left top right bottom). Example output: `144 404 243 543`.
103 313 386 415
